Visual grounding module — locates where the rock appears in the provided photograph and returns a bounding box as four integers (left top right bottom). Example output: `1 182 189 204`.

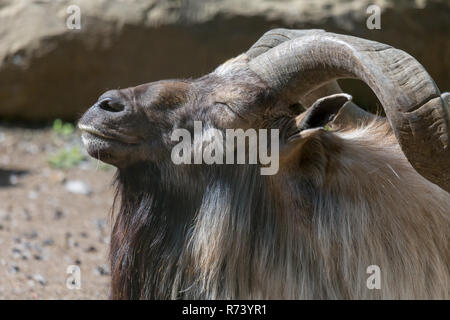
64 180 92 195
9 264 20 274
53 209 64 220
9 174 18 185
27 191 38 200
23 242 32 250
79 231 88 238
95 218 107 231
0 0 448 121
24 230 38 239
65 232 79 248
42 238 55 246
33 274 47 286
85 245 97 253
12 247 22 259
94 265 110 276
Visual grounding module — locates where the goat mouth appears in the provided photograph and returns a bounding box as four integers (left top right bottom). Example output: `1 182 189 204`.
78 124 139 145
78 124 115 140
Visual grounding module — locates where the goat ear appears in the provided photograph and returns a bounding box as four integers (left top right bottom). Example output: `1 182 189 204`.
280 94 352 159
297 93 352 131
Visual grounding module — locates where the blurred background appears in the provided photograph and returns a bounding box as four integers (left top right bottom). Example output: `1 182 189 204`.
0 0 449 299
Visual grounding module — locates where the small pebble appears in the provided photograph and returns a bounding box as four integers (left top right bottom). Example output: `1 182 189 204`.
95 219 107 230
9 175 18 185
54 209 64 220
85 246 97 253
33 254 42 261
27 191 38 200
94 265 110 276
12 248 22 259
42 238 54 246
9 264 20 274
24 230 38 239
33 274 47 286
64 180 92 195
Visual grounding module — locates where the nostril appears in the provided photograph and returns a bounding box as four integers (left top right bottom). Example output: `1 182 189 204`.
97 98 125 112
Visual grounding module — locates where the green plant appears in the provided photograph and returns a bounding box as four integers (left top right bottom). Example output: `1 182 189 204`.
53 119 74 137
48 146 86 169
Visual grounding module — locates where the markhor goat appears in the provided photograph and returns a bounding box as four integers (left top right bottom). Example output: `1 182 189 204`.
79 29 450 299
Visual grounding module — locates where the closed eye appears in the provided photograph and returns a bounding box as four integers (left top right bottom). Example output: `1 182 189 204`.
216 102 246 120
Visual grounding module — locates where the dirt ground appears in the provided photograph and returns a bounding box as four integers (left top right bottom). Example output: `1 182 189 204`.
0 125 115 299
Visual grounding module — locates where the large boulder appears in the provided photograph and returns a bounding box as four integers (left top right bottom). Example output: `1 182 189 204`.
0 0 449 121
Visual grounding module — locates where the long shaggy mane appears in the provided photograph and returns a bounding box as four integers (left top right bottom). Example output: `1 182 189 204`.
110 119 450 299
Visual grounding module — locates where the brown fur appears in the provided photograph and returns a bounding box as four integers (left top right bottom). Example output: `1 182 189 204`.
110 118 450 299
